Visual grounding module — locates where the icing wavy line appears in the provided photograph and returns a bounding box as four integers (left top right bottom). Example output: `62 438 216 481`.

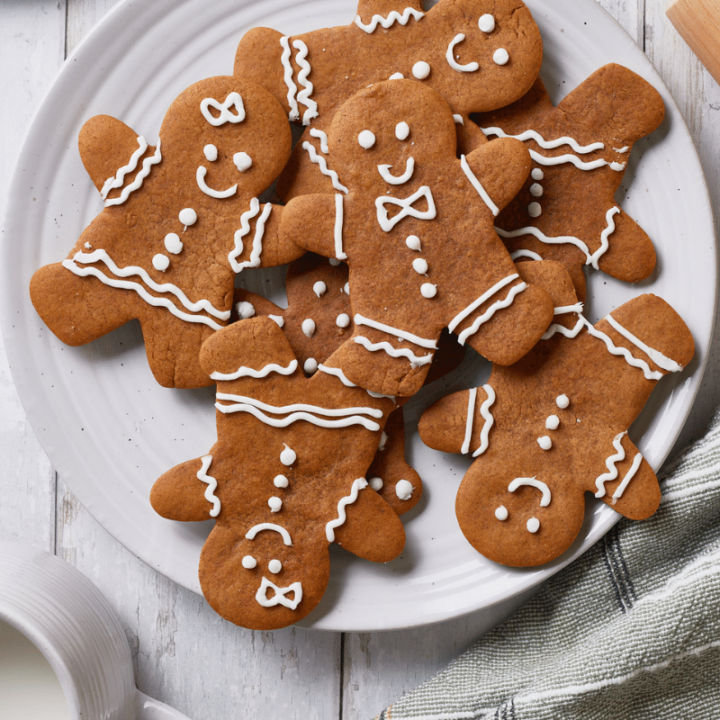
448 274 519 334
354 336 433 367
309 128 329 153
318 364 357 388
612 452 644 503
511 248 543 262
528 149 626 172
354 7 424 33
473 384 496 457
197 455 221 517
604 314 683 374
100 136 148 199
325 478 369 541
354 314 437 349
302 142 348 193
229 199 272 273
457 283 528 346
292 40 318 125
588 207 620 270
481 127 604 154
279 36 300 121
210 359 298 382
542 304 585 340
595 432 629 498
104 140 162 207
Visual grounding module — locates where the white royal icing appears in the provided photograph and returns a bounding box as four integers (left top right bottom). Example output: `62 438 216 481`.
256 577 303 610
326 478 369 541
376 186 436 232
354 314 437 349
370 477 384 491
164 233 183 254
233 152 252 172
309 128 329 154
196 166 237 199
274 475 289 489
460 155 499 216
317 364 356 388
104 140 162 207
446 34 479 73
421 283 437 299
302 318 316 337
204 144 218 162
587 207 620 270
242 555 257 569
556 394 570 409
528 202 542 218
100 136 147 199
594 432 643 499
268 559 283 573
292 39 318 125
473 385 496 457
396 480 414 500
378 157 415 185
268 497 283 513
179 208 197 227
461 387 478 455
200 93 245 126
612 452 644 503
229 198 273 273
313 281 327 297
269 314 285 328
478 14 495 33
354 7 424 33
412 258 428 275
453 114 465 126
210 359 298 382
303 141 349 193
304 358 318 374
495 505 508 521
334 193 347 260
152 254 169 272
511 249 543 262
246 522 293 546
406 235 422 251
280 444 297 466
412 61 431 79
508 477 552 506
492 48 509 66
359 130 376 149
336 313 351 328
546 415 560 430
354 336 433 367
396 122 410 141
481 127 605 155
197 455 221 517
236 301 255 319
448 274 521 334
527 518 541 534
537 436 552 451
279 36 300 121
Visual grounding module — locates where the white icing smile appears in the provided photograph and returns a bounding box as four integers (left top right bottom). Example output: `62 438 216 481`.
446 34 479 73
196 166 237 198
377 157 415 185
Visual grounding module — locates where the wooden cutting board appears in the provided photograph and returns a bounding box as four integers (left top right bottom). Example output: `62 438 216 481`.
667 0 720 85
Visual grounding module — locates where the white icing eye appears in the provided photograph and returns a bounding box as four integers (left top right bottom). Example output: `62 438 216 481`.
530 183 544 197
336 313 350 328
164 232 183 254
358 130 376 149
556 395 570 409
236 301 255 319
546 415 560 431
302 318 316 337
304 358 318 374
268 496 283 513
478 13 495 33
203 144 218 161
395 480 414 500
412 61 431 79
537 436 552 451
369 477 384 491
527 518 540 534
313 281 327 297
395 122 410 141
274 474 289 489
178 208 197 226
421 283 437 299
280 444 296 466
495 505 508 521
268 559 283 574
493 48 510 66
412 258 428 275
152 254 170 272
233 152 253 172
406 235 422 251
532 168 545 181
528 202 542 218
242 555 257 569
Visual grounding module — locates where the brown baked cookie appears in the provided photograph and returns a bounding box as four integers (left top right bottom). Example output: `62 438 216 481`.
280 80 554 397
234 0 543 200
30 77 302 388
472 64 665 301
419 260 694 567
150 316 406 630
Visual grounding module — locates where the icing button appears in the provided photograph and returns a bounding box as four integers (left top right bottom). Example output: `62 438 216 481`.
280 444 296 466
304 358 318 374
495 505 508 521
421 283 437 299
493 48 510 66
532 168 545 181
406 235 422 251
556 394 570 409
273 475 289 489
537 436 552 451
527 518 541 534
546 415 560 431
336 313 351 328
412 61 431 79
152 254 170 272
530 183 544 197
268 496 283 513
412 258 429 275
313 281 327 297
528 202 542 218
268 559 283 574
302 319 316 337
164 232 183 254
178 208 197 227
369 477 384 491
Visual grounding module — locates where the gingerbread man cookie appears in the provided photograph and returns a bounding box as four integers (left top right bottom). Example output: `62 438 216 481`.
234 0 543 200
151 316 407 629
280 80 554 397
419 261 694 567
473 64 665 300
30 77 302 388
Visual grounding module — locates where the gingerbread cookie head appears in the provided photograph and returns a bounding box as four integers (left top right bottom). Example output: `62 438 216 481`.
420 261 694 567
30 77 298 389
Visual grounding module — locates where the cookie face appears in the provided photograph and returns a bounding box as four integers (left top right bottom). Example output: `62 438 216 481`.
30 77 302 388
280 80 554 397
473 64 665 300
419 261 694 567
150 316 406 629
234 0 543 199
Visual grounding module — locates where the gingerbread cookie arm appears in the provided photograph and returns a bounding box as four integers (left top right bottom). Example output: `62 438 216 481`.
150 453 222 522
254 204 305 268
594 208 656 284
280 194 341 259
462 138 532 214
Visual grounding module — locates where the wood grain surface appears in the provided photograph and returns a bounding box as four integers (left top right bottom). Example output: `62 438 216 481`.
1 1 718 718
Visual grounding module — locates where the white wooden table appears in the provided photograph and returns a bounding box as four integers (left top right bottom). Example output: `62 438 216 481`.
1 1 718 718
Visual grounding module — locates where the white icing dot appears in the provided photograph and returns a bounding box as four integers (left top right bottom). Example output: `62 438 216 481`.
336 313 350 328
532 168 545 181
178 208 197 226
268 496 283 513
546 415 560 431
528 202 542 218
304 358 318 374
274 474 289 489
379 431 388 451
164 232 183 254
233 152 253 172
495 505 508 521
453 114 464 125
527 517 540 534
343 282 350 295
280 444 296 466
395 122 410 141
269 314 285 328
84 242 92 249
406 235 422 251
412 258 428 275
242 555 257 569
389 72 404 80
395 480 414 500
236 301 255 319
412 61 431 79
203 144 218 161
493 48 510 66
556 394 570 409
537 436 552 451
329 258 341 266
369 477 384 492
358 130 376 149
478 13 496 33
530 183 544 197
421 283 437 299
152 254 170 272
302 319 316 337
313 281 327 297
268 559 283 574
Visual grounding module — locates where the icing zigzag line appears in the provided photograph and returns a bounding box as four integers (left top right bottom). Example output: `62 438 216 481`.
354 7 424 33
302 141 349 193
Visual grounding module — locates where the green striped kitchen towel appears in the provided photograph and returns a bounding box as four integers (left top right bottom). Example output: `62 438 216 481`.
378 409 720 720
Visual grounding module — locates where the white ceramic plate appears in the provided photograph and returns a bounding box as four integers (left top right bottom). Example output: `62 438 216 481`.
1 0 715 631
